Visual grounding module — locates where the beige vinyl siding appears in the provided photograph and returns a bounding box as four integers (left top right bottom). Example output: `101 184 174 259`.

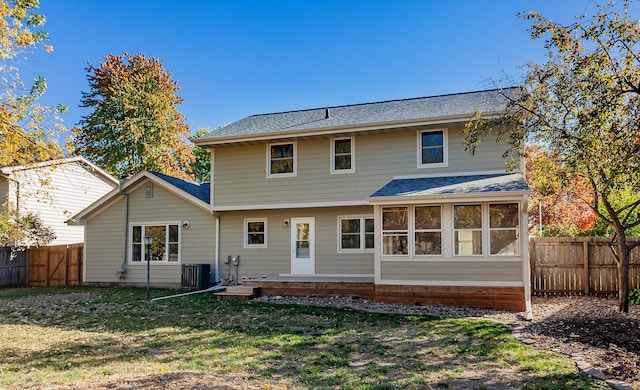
84 180 216 288
213 125 510 208
219 206 374 280
379 260 523 283
13 161 116 244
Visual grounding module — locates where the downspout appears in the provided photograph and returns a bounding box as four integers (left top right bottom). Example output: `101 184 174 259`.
117 181 129 278
214 211 220 282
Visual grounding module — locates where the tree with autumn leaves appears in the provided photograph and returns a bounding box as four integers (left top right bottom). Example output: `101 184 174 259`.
466 0 640 312
74 52 195 180
0 0 66 167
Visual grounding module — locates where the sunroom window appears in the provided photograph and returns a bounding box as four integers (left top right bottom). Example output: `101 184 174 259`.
414 205 442 255
489 203 519 255
382 207 409 255
453 204 483 255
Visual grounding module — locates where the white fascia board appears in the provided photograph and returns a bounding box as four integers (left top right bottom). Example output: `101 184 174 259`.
367 191 531 205
212 200 369 211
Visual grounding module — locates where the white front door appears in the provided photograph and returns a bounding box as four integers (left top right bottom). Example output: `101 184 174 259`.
291 217 315 275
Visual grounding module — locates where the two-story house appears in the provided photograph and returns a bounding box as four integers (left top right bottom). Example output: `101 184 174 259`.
195 89 531 314
72 89 531 314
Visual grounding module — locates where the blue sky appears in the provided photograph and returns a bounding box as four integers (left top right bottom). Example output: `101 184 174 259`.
20 0 617 135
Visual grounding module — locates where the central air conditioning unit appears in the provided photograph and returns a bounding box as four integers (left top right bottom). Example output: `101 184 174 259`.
181 263 211 290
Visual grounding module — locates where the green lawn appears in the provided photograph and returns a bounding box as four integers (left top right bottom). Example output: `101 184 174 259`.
0 287 607 389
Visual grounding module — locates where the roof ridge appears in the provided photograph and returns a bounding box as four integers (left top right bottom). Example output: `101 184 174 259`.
249 87 514 118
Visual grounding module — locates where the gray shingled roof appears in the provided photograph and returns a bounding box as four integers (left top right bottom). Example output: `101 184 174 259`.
149 171 210 204
370 174 530 199
197 88 514 143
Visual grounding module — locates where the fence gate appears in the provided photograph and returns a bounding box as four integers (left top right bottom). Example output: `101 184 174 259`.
29 244 83 287
0 248 27 287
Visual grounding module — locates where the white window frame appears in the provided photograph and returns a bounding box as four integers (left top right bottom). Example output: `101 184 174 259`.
453 204 484 256
488 203 520 256
330 137 355 174
337 215 374 253
267 142 297 178
129 222 181 264
413 205 443 256
381 206 410 256
417 128 448 168
244 218 268 248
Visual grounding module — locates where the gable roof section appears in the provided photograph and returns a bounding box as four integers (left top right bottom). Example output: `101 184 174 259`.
369 174 530 202
68 171 211 224
148 171 210 203
196 88 514 145
1 156 118 186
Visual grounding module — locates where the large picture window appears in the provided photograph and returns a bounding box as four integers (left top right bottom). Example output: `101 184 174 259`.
382 207 409 255
131 223 180 263
489 203 519 255
418 129 447 168
338 216 374 252
245 218 267 248
331 137 354 174
414 205 442 255
268 142 296 177
454 204 483 255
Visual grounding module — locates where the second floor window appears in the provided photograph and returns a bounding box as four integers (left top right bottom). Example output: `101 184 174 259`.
418 129 447 168
268 142 296 177
331 137 354 174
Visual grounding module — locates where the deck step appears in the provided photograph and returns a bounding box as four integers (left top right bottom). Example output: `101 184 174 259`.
215 286 261 301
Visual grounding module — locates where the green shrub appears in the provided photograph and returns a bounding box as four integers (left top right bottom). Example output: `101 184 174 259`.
629 289 640 305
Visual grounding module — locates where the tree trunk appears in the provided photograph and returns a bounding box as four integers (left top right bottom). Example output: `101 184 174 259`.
616 237 631 313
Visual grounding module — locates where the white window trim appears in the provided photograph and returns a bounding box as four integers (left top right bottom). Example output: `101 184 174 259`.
488 202 520 256
381 206 410 257
330 136 355 174
267 141 297 178
417 128 448 169
244 218 268 248
413 205 443 257
337 215 374 253
452 203 484 257
129 221 181 264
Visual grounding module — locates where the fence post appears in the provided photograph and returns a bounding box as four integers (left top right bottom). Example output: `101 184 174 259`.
529 239 535 294
583 240 590 295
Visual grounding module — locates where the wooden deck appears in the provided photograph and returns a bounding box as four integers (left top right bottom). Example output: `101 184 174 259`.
241 277 525 312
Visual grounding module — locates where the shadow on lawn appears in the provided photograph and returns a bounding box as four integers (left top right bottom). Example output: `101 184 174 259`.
0 287 604 389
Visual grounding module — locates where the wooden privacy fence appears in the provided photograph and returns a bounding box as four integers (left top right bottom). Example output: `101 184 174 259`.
29 243 83 287
530 237 640 296
0 248 27 287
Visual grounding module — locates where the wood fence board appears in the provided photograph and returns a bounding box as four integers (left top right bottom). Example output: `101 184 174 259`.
0 248 27 287
531 237 640 296
28 244 83 287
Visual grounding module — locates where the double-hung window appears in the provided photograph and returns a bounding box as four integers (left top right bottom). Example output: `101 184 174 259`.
267 142 296 177
418 129 447 168
245 218 267 248
338 216 374 252
331 137 354 174
382 207 409 255
453 205 483 255
131 223 180 263
489 203 519 255
414 205 442 255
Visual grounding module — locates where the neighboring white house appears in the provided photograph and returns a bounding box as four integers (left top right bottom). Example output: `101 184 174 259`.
0 157 118 245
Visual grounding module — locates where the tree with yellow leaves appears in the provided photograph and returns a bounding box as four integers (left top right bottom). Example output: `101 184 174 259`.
0 0 66 167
